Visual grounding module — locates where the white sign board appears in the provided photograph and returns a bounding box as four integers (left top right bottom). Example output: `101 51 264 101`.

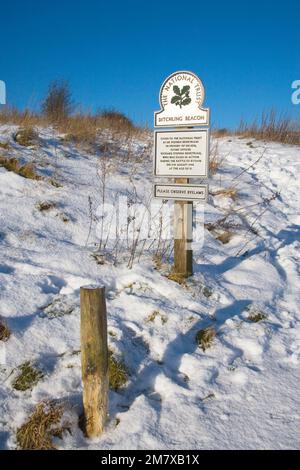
154 71 209 127
154 129 209 178
0 81 6 105
154 183 208 201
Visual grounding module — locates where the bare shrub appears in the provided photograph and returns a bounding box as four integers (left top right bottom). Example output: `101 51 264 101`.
212 128 230 137
98 109 134 133
42 80 74 123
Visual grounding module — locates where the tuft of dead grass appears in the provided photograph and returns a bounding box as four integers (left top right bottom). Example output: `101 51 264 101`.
246 305 268 323
205 215 240 244
12 361 44 391
109 350 128 391
196 327 216 352
166 271 187 285
16 401 70 450
209 141 227 176
211 187 237 200
14 127 38 147
36 201 56 212
146 310 167 324
0 317 11 342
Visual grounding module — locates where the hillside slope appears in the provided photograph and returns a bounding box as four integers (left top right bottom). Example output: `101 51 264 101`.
0 125 299 449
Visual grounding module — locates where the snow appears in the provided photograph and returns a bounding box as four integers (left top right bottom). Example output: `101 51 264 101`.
0 125 300 449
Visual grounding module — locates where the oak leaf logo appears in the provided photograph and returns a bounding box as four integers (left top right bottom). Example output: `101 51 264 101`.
171 85 191 108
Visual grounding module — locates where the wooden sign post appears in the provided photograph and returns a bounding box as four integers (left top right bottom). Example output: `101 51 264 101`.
154 71 210 278
174 177 193 277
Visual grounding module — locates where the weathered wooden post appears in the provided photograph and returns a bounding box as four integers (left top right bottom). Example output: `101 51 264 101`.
174 177 193 277
154 71 210 278
80 285 108 438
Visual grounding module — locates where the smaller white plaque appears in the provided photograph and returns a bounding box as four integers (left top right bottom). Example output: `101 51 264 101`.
154 183 208 201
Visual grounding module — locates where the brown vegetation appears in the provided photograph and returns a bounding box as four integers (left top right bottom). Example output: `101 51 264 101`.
0 156 41 180
12 361 44 391
0 317 11 341
0 79 145 148
213 111 300 145
236 111 300 145
14 126 38 146
16 401 70 450
196 327 216 352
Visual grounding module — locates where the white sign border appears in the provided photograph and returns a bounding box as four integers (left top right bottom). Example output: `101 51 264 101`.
153 183 208 201
154 70 210 128
153 128 210 178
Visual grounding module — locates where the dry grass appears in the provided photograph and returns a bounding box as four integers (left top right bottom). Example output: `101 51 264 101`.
246 305 268 322
216 231 233 244
196 327 216 352
14 127 38 147
213 111 300 145
209 141 226 175
109 350 128 391
236 111 300 145
146 310 160 322
0 107 43 127
12 361 44 391
211 187 237 200
0 317 11 342
166 271 187 285
0 156 41 180
99 109 135 133
60 114 98 145
0 105 143 147
212 128 230 138
0 141 9 150
146 310 167 324
60 112 142 146
16 401 70 450
36 201 56 212
205 214 241 244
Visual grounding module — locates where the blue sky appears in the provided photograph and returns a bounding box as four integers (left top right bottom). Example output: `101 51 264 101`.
0 0 299 128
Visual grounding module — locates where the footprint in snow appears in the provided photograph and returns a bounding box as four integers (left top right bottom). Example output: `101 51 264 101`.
40 294 78 319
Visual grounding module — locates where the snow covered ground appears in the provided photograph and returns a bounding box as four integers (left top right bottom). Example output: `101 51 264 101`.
0 125 299 449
